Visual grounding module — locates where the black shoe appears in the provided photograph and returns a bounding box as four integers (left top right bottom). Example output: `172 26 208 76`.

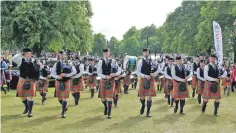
140 106 145 115
146 112 151 117
104 109 107 115
61 114 66 118
227 93 230 96
202 105 206 113
180 109 185 115
214 111 219 116
107 115 112 119
23 109 28 114
27 113 33 117
65 108 68 112
174 107 178 113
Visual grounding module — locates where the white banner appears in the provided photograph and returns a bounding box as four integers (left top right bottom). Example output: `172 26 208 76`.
213 21 223 67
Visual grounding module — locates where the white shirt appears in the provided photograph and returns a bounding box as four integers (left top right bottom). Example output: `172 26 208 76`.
136 58 160 78
50 60 76 79
164 65 172 80
171 65 186 82
203 63 227 81
97 58 121 79
86 65 97 76
196 67 205 81
72 64 84 79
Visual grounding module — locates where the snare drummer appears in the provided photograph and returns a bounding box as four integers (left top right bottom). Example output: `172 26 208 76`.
12 48 43 117
164 57 174 107
196 60 206 104
86 57 97 99
97 48 121 119
137 48 160 117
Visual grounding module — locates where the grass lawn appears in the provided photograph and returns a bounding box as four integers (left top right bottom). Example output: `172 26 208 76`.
1 87 236 133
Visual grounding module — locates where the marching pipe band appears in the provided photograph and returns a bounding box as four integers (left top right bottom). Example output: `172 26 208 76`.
6 47 234 119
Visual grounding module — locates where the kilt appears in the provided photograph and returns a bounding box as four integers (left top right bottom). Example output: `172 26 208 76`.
55 79 72 98
71 77 84 92
123 75 130 85
36 79 48 92
221 78 226 87
0 72 6 85
114 80 122 94
5 69 12 81
197 80 204 95
98 79 115 99
87 75 97 88
138 78 156 97
202 81 221 99
172 80 189 99
165 79 173 94
16 78 36 97
192 75 197 88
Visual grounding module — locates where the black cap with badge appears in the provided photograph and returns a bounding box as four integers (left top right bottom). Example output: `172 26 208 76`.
103 48 109 52
142 48 149 52
176 56 182 60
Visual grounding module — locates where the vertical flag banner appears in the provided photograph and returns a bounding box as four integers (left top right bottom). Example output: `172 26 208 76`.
213 21 223 67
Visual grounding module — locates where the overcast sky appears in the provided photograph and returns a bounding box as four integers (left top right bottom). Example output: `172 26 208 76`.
90 0 183 40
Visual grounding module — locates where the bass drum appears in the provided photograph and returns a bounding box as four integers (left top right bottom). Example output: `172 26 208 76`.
123 55 137 72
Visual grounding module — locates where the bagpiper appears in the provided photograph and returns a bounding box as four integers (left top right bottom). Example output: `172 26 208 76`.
113 62 123 107
192 55 200 98
37 65 50 105
196 60 206 104
164 57 174 106
137 48 160 117
3 50 12 92
86 57 97 99
51 50 76 118
171 55 190 114
71 56 84 106
202 50 226 116
12 48 42 117
123 68 131 94
97 48 121 119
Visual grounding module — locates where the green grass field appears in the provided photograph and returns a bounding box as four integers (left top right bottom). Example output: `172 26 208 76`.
1 87 236 133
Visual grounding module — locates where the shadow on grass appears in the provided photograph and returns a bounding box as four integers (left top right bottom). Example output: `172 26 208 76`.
38 105 61 111
187 98 198 105
187 105 201 112
20 115 59 127
103 115 146 132
153 114 181 124
192 114 218 125
153 99 166 105
154 104 169 113
1 114 24 122
58 115 104 130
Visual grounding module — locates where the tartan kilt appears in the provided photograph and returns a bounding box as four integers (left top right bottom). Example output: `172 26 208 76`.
123 75 130 85
162 78 165 89
114 80 122 94
221 78 226 87
16 78 36 97
0 72 6 85
192 75 197 88
5 69 12 81
173 80 189 99
71 77 84 92
197 80 204 95
138 78 156 97
55 79 72 98
98 79 115 99
87 75 97 88
202 81 221 99
165 79 173 94
36 79 48 92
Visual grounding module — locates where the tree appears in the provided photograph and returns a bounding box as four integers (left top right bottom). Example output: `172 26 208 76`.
92 33 106 56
